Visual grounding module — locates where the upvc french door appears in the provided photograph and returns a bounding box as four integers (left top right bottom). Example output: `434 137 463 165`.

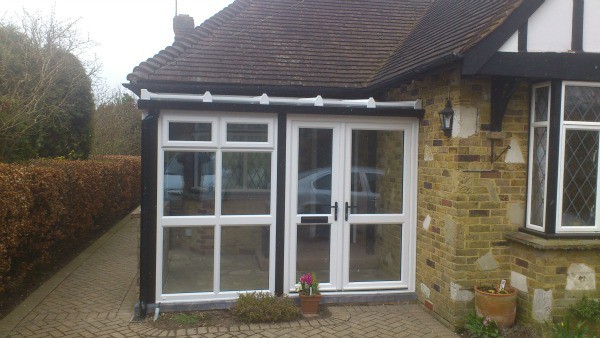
287 116 417 293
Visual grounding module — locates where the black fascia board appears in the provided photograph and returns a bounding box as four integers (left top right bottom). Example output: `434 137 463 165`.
462 0 545 75
137 100 425 119
478 52 600 82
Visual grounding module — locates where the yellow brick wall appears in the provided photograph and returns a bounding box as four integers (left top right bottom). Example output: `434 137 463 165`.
386 66 530 328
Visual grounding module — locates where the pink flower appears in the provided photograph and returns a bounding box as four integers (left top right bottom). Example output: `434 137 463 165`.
483 317 491 326
300 273 313 286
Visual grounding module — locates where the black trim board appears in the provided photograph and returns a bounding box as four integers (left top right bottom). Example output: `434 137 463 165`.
275 112 286 296
572 0 584 52
544 80 562 234
137 100 425 119
138 110 159 317
517 23 527 52
462 0 544 75
478 52 600 82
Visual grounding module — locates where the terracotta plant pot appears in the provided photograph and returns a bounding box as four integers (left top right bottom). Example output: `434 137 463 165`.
474 286 517 328
299 294 321 314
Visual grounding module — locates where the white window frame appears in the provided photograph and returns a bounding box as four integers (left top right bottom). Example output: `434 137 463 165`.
162 115 217 147
156 111 277 303
556 81 600 233
283 115 418 295
526 82 551 232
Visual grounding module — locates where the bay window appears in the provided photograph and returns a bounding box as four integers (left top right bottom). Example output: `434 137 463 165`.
526 81 600 235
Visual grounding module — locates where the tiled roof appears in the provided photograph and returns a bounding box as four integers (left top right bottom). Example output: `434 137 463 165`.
127 0 524 93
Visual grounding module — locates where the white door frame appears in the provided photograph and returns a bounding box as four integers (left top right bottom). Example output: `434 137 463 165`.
284 114 418 294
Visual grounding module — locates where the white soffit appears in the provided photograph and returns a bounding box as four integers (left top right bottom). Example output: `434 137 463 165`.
140 89 422 110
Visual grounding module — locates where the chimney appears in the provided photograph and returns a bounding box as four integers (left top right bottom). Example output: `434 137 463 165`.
173 14 194 40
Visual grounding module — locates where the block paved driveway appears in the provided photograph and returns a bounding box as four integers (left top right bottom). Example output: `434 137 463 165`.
0 211 456 337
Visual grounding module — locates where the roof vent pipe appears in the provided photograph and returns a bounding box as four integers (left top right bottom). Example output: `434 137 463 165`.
173 14 194 40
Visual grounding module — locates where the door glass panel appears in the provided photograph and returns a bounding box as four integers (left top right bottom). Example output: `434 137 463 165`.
164 152 215 216
221 226 270 291
222 152 271 215
297 128 333 214
169 122 211 141
349 224 401 282
297 224 330 284
351 130 404 214
163 227 214 293
562 130 598 227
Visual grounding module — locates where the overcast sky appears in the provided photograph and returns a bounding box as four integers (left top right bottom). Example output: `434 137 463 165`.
1 0 236 91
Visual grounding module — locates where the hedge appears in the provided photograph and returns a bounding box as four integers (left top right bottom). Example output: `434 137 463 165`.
0 156 140 304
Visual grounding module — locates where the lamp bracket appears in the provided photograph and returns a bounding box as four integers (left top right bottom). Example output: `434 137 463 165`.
490 139 511 163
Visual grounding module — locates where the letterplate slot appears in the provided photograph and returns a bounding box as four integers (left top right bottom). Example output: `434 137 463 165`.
300 216 329 224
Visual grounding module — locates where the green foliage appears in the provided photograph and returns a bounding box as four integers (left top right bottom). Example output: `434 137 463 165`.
173 313 201 325
0 156 140 309
233 292 300 323
0 13 95 162
550 318 591 338
91 92 141 156
464 312 501 338
570 297 600 323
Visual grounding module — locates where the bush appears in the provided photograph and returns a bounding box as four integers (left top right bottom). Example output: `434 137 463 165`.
463 312 501 338
0 156 140 308
569 297 600 323
233 292 300 323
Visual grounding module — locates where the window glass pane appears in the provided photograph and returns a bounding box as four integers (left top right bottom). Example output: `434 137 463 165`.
222 152 271 215
162 227 214 293
227 123 268 142
351 130 404 214
297 224 330 284
534 87 550 122
562 130 598 227
221 226 270 291
564 86 600 122
164 152 215 216
530 127 547 227
297 128 333 214
349 224 401 282
169 122 211 141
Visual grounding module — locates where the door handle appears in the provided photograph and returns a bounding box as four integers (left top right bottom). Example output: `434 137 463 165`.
345 202 358 221
331 202 338 221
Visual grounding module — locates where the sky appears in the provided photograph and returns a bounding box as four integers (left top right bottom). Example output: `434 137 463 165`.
1 0 236 91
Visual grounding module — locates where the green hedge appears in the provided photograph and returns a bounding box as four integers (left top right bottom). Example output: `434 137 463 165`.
0 156 140 304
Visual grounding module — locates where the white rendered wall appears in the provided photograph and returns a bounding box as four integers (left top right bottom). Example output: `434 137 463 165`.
527 0 572 52
583 0 600 52
498 31 518 52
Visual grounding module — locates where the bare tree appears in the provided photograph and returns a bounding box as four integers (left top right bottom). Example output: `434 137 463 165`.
0 9 99 161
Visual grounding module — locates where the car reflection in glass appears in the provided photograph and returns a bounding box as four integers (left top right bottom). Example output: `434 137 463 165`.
297 167 383 215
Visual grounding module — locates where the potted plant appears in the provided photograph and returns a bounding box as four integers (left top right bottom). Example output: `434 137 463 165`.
474 279 517 328
298 272 321 314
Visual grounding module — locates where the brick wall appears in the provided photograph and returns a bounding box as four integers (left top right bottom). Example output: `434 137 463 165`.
386 67 531 329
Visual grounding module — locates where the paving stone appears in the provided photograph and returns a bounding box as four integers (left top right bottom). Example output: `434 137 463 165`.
0 210 455 338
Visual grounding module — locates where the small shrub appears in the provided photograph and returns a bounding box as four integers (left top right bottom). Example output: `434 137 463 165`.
550 318 590 338
233 292 300 323
464 312 501 338
570 297 600 323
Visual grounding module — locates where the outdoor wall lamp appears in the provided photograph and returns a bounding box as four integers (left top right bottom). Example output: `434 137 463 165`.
439 99 454 137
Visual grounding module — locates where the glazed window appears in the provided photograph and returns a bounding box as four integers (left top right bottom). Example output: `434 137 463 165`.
526 82 600 235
